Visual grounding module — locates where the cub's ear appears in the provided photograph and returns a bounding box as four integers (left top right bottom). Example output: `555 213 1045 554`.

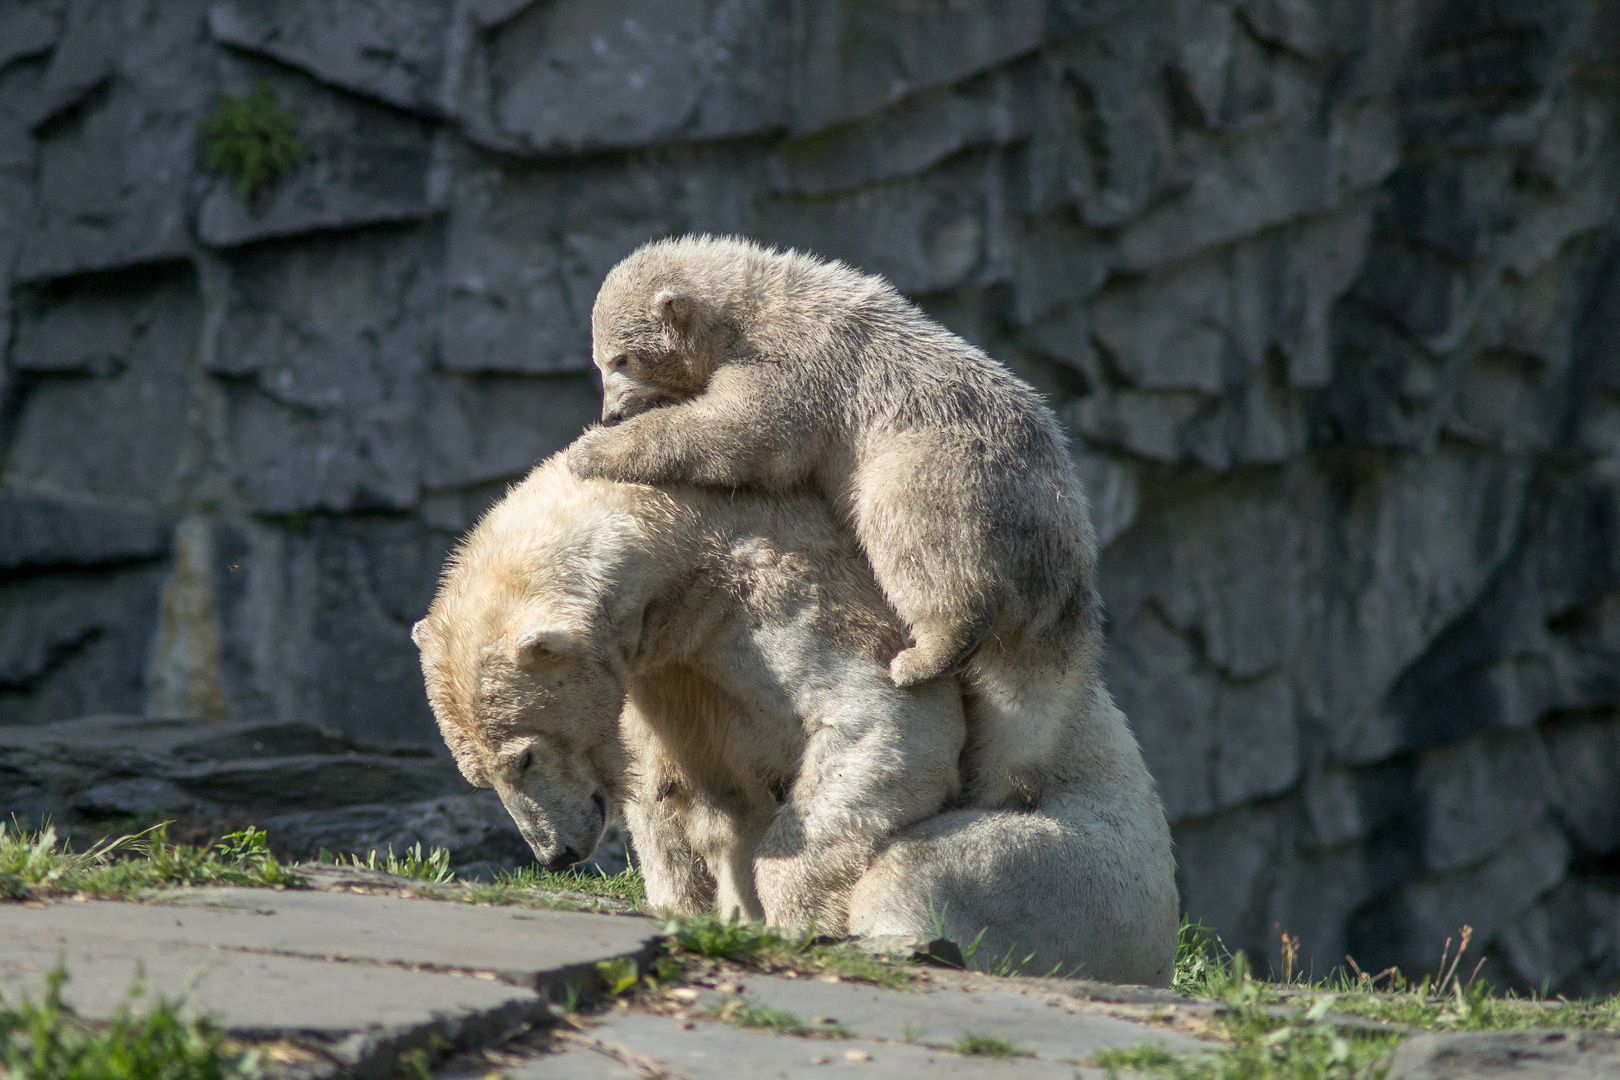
651 288 696 332
511 622 578 669
410 619 429 647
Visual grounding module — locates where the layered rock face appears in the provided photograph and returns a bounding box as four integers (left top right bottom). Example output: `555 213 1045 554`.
1 0 1617 992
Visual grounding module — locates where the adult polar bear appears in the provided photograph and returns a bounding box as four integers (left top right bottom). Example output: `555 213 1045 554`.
414 456 1178 985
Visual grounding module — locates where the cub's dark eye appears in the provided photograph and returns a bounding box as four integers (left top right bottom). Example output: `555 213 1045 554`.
605 353 629 371
518 749 533 773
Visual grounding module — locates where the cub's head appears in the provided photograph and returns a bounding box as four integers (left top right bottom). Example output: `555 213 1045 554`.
590 235 762 425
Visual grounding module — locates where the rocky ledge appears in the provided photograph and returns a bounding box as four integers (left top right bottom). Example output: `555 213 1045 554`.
0 713 624 878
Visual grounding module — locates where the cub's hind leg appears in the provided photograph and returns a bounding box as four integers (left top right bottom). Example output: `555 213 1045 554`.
846 434 1002 688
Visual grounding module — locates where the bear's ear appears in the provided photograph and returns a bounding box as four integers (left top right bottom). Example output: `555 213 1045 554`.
436 717 490 788
511 621 578 669
410 619 429 647
651 288 696 333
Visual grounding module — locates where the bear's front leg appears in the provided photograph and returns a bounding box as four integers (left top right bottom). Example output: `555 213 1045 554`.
753 819 878 935
751 680 964 934
622 793 715 917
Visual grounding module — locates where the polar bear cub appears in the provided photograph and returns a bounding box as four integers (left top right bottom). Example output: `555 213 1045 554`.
568 235 1102 809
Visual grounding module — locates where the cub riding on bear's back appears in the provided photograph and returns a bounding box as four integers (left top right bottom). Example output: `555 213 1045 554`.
568 235 1104 812
415 235 1180 983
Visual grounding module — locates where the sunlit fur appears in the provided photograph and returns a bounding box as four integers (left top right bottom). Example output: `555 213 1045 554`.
569 234 1103 811
415 456 1178 985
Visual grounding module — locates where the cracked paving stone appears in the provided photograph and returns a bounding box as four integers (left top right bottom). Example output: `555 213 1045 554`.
507 1012 1108 1079
147 887 661 985
707 973 1209 1062
1386 1029 1620 1080
0 927 542 1075
0 890 661 1074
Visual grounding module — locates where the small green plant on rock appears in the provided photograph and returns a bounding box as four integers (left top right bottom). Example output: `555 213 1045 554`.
329 842 455 884
595 957 642 997
717 998 809 1035
668 911 789 962
200 82 304 200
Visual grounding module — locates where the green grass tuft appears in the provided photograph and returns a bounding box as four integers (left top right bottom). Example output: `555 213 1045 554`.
720 998 809 1035
0 821 299 898
489 864 648 905
1323 981 1620 1033
1097 1020 1399 1080
1094 1044 1180 1072
661 912 914 989
325 842 455 884
1172 918 1233 997
1122 918 1620 1080
667 911 791 962
200 83 304 200
315 845 647 908
0 964 261 1080
954 1032 1023 1057
596 957 641 997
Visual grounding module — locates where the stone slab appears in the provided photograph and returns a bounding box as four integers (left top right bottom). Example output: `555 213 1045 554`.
168 754 470 812
464 0 788 156
0 491 168 571
0 922 538 1035
524 1012 1102 1080
719 974 1206 1061
0 891 659 991
1386 1029 1620 1080
265 791 532 869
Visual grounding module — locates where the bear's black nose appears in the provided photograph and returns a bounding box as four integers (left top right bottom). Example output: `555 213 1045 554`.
602 408 625 426
546 848 581 872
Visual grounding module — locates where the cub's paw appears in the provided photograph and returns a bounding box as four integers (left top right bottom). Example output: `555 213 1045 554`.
565 429 618 480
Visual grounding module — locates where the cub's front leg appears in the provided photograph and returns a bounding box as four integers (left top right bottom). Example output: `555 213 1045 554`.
567 369 815 491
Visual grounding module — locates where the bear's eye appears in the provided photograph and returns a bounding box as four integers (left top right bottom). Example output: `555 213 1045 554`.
518 749 533 773
605 353 629 371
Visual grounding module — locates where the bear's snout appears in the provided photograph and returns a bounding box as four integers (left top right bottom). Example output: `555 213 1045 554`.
545 847 581 872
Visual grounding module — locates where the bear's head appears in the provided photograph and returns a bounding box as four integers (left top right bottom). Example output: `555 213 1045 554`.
590 236 753 425
413 459 664 870
413 607 629 872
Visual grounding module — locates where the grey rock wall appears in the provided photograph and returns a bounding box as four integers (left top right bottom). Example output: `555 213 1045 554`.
2 0 1618 994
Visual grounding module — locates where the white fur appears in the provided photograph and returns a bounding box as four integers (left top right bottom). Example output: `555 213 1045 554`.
415 456 1178 984
570 234 1108 811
